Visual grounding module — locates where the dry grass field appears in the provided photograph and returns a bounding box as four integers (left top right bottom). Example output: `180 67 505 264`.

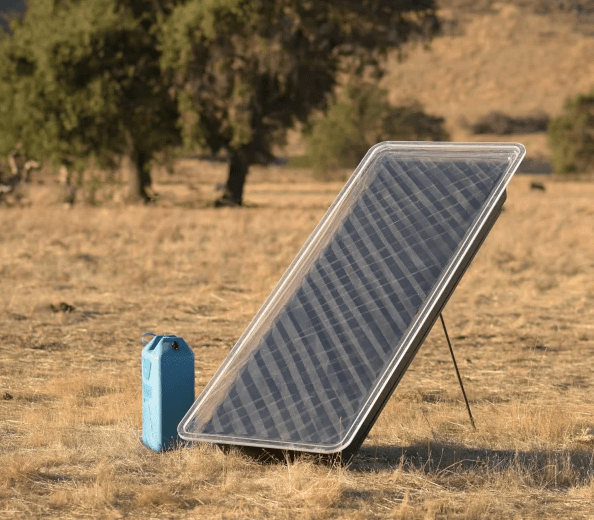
1 167 594 519
2 0 594 517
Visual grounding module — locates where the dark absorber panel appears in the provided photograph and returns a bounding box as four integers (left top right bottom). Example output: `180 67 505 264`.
178 142 525 458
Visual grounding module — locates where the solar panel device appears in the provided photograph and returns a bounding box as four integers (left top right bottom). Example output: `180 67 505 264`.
179 142 526 461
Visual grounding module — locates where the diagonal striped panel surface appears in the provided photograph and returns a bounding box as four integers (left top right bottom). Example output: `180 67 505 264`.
180 144 524 452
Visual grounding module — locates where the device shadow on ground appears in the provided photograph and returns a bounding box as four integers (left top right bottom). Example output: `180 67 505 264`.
351 442 594 484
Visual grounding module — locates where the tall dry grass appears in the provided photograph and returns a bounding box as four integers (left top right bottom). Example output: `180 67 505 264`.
1 174 594 518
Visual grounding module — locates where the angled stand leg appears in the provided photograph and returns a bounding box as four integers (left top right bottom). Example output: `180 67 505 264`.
439 313 476 430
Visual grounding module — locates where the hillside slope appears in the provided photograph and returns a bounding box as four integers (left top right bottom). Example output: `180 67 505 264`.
382 1 594 162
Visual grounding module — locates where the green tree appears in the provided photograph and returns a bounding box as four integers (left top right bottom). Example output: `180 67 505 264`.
161 0 439 206
548 91 594 174
0 0 179 202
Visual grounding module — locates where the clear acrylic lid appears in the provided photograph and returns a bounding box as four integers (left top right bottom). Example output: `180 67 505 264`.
179 142 526 454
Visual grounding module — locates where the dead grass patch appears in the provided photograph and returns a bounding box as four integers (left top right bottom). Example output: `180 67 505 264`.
1 175 594 517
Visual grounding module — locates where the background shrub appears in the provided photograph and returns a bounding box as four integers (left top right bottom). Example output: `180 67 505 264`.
548 92 594 174
471 111 550 135
305 83 449 177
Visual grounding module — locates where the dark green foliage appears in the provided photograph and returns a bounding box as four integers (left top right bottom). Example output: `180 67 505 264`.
306 84 392 176
1 0 438 205
471 111 550 135
0 0 180 201
161 0 439 204
305 83 449 176
548 92 594 174
0 0 26 34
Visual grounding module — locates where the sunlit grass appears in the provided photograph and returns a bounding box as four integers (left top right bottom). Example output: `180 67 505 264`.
1 174 594 518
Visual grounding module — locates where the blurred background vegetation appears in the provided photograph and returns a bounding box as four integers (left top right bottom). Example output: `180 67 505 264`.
548 92 594 174
302 82 448 177
1 0 594 207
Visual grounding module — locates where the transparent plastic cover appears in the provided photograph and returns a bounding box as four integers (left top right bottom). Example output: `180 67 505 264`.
179 142 526 454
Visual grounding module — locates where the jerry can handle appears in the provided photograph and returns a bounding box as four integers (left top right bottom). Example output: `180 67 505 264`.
142 332 157 345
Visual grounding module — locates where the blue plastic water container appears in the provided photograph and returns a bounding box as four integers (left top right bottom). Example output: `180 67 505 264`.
142 334 194 451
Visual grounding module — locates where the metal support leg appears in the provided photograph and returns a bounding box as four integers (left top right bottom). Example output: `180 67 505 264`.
439 313 476 430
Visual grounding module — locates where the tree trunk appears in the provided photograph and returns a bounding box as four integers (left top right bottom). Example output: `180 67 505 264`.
215 150 249 207
127 148 152 203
